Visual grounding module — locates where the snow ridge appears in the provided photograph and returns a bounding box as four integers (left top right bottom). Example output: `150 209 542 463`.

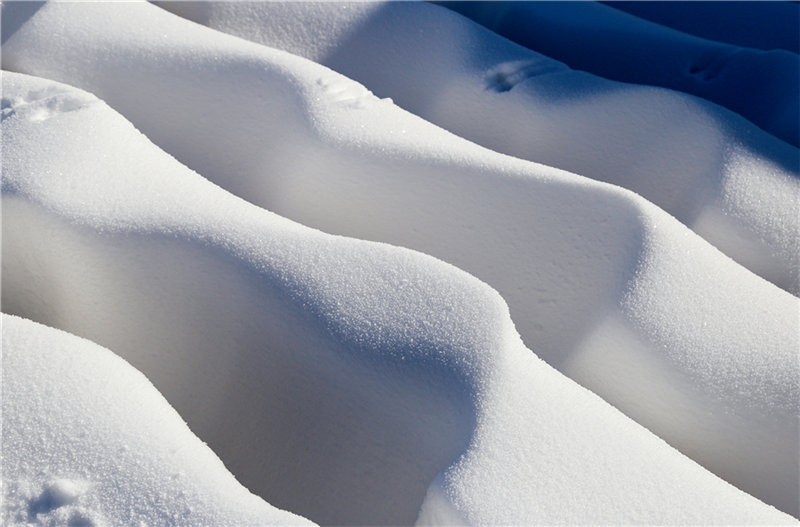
2 1 798 523
439 1 800 147
154 0 800 295
3 70 795 526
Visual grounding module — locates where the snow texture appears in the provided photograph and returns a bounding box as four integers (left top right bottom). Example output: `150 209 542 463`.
2 68 795 526
604 0 800 53
3 1 799 517
440 1 800 147
154 0 800 295
1 314 313 527
1 1 799 524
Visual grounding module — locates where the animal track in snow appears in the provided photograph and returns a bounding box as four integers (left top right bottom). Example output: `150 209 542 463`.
1 85 95 122
687 49 739 81
5 478 101 527
315 77 374 109
486 60 566 92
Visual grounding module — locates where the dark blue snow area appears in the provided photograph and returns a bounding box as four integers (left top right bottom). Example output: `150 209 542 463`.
437 1 800 148
603 1 800 54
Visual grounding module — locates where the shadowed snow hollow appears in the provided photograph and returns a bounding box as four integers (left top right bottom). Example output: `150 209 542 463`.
439 1 799 147
2 71 796 525
604 1 800 53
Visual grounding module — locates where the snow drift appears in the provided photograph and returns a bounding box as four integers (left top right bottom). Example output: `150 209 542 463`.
2 70 494 526
1 314 313 527
2 70 795 526
2 2 798 517
152 0 800 295
439 0 800 147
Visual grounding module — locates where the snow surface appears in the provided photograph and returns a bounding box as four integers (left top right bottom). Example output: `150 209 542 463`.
1 314 313 527
2 1 799 524
151 0 800 295
604 0 800 53
2 69 796 526
439 1 800 147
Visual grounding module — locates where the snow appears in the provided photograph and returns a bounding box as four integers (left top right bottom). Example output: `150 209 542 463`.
2 70 498 526
604 0 800 53
152 0 800 295
1 1 798 525
2 314 313 527
439 1 800 147
3 69 796 525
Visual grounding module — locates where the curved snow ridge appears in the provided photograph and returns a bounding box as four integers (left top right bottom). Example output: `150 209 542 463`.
438 1 800 147
2 71 505 526
0 73 507 388
151 0 800 295
5 1 799 295
2 72 795 527
1 2 797 515
2 314 314 527
418 336 796 526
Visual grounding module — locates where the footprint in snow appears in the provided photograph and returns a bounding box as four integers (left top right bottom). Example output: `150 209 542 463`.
316 77 375 109
1 86 95 122
486 60 566 92
20 478 101 527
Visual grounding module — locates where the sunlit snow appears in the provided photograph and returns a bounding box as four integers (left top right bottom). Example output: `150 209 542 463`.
1 2 798 526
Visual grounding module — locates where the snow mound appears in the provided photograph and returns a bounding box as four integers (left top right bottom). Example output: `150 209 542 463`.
439 1 800 147
417 336 796 525
154 0 800 294
1 314 313 527
2 70 504 526
2 70 795 526
1 3 798 516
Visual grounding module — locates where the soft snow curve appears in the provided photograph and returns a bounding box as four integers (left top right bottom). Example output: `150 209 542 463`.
2 2 798 516
153 0 800 295
439 1 800 147
2 70 500 527
2 70 795 526
1 314 313 527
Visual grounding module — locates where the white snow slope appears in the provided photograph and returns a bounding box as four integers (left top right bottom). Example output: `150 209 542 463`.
1 314 314 527
2 1 797 517
155 0 800 296
2 70 795 526
2 1 799 524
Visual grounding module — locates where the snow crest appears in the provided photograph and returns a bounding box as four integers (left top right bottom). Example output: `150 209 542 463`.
156 0 799 295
